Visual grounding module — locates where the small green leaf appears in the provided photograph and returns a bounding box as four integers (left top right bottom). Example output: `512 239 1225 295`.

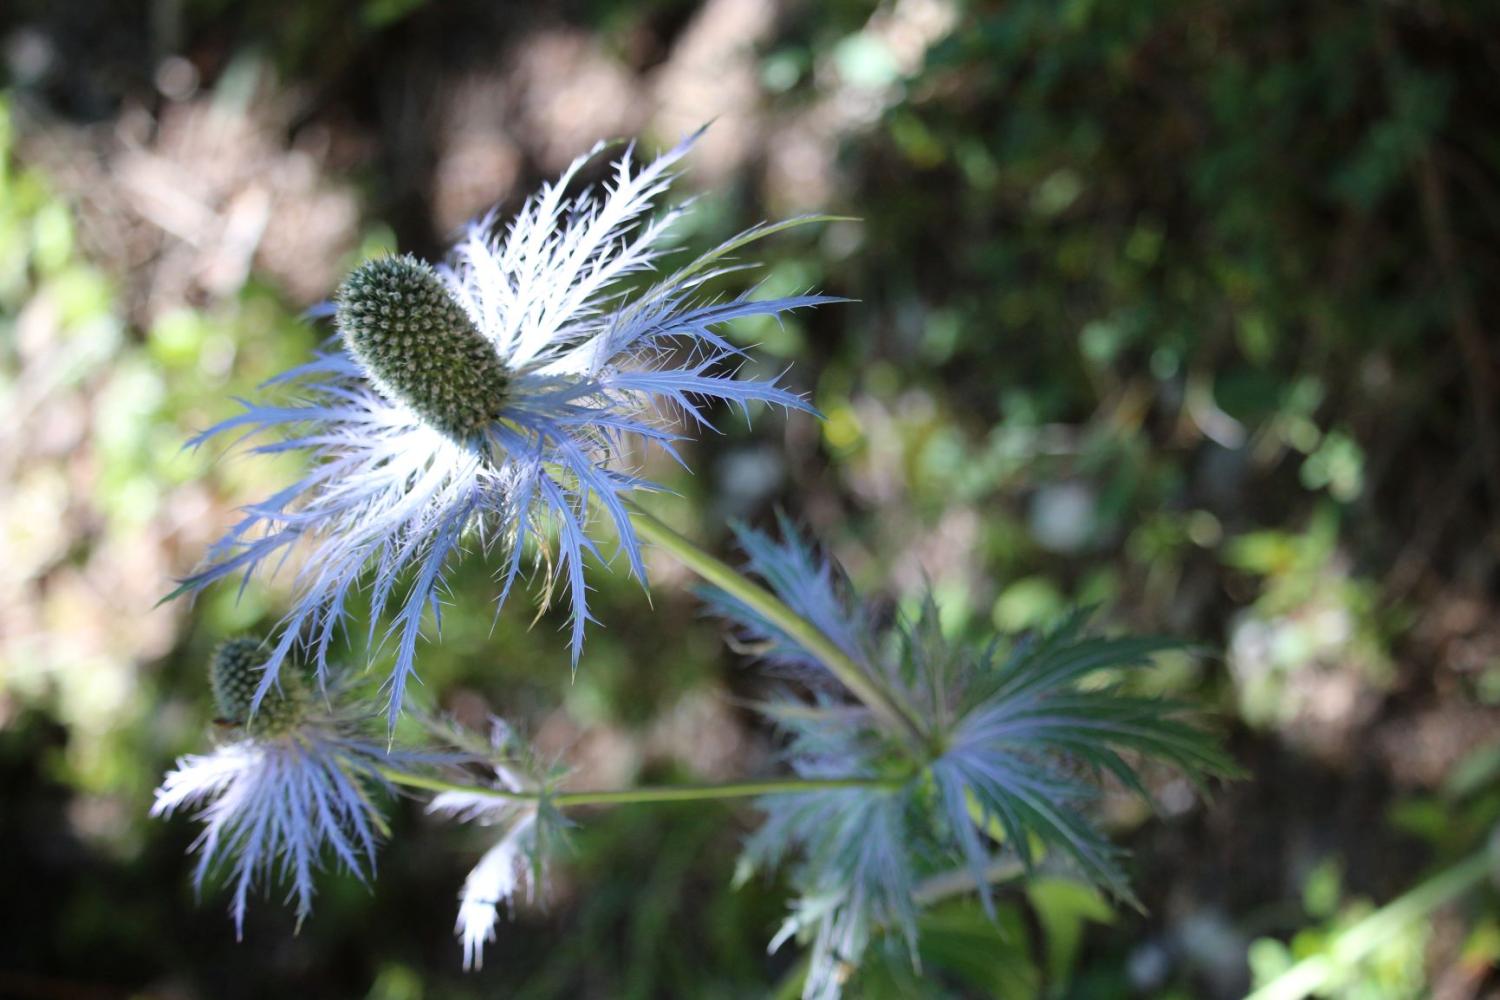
1026 876 1115 987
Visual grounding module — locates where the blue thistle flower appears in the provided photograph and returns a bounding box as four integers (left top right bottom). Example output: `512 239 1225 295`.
424 719 560 970
151 641 397 936
428 789 544 971
176 132 836 726
709 522 1238 998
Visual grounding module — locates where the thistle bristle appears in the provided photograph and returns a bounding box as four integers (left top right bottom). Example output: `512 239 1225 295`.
210 638 306 736
335 254 510 440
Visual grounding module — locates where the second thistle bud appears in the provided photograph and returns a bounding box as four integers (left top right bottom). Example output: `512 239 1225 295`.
210 638 307 737
335 254 510 441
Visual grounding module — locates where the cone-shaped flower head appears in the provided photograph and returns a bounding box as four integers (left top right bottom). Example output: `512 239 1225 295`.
174 131 836 728
335 255 511 441
210 638 307 736
152 644 399 936
209 638 266 723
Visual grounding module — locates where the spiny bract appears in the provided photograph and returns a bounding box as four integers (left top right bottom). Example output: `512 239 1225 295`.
335 254 511 440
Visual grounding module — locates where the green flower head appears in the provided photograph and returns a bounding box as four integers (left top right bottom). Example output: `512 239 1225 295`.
211 638 307 736
335 254 511 441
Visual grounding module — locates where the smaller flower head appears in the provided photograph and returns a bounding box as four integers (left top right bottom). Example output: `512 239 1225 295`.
425 721 559 971
152 640 396 936
209 637 308 736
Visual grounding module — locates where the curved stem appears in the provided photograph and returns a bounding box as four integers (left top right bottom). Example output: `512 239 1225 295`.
621 497 930 747
382 767 900 808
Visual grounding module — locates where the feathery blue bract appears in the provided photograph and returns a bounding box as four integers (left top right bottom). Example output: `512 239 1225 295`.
150 697 394 936
712 522 1236 999
923 610 1234 909
176 132 834 727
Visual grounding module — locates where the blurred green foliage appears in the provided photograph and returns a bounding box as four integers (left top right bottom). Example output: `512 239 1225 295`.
1247 859 1428 1000
3 0 1500 996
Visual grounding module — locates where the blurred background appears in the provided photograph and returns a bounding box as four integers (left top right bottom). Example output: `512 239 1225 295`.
3 0 1499 997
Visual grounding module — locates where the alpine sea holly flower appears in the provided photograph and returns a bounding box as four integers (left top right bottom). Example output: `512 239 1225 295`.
709 523 1237 999
151 639 396 935
424 721 558 970
176 131 836 726
428 788 543 971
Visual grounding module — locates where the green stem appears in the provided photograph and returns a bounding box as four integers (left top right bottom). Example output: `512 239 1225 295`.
911 856 1029 906
621 497 930 747
1245 849 1492 1000
383 767 899 808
